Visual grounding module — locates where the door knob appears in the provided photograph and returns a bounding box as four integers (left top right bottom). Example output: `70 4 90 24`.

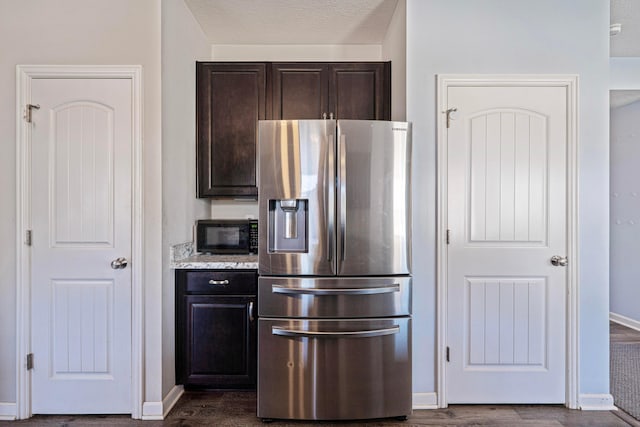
111 257 128 269
550 255 568 267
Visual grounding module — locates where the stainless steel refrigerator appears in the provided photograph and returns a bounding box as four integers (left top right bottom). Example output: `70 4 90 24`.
257 119 412 421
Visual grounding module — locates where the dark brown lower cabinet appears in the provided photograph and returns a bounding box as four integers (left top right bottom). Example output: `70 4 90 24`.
176 269 257 389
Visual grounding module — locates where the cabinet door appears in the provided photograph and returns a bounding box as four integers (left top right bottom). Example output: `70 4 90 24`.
180 294 257 388
271 63 329 119
329 62 391 120
196 62 267 198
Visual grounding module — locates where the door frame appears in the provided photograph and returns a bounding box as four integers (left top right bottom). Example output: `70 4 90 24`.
15 65 144 419
435 74 579 409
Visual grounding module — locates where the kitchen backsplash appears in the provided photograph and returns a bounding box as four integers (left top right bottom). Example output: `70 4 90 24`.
210 200 258 219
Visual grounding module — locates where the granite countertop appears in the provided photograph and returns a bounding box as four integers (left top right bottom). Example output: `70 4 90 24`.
170 242 258 270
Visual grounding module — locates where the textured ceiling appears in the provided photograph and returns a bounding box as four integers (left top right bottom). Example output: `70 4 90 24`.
184 0 399 44
611 0 640 57
185 1 636 56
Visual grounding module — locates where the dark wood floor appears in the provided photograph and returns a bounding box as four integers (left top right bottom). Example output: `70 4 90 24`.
3 322 640 426
2 395 636 427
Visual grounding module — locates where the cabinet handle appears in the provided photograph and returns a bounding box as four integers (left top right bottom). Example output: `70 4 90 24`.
208 279 229 286
248 301 254 322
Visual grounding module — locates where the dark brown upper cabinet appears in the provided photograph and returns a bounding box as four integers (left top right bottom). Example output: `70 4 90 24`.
197 61 390 198
329 62 391 120
196 62 268 198
271 63 329 119
272 62 390 120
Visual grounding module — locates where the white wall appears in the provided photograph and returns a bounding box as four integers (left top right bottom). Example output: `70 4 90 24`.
610 99 640 323
161 0 211 397
0 0 162 409
611 58 640 90
610 59 640 326
211 44 382 61
406 0 610 398
382 0 406 121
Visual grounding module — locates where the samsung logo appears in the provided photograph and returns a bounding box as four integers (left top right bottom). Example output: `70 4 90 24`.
392 128 407 132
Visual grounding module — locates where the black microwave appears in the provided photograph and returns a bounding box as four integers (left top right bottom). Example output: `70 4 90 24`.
195 219 258 254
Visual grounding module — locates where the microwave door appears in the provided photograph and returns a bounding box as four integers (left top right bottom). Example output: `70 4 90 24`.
258 120 336 276
336 120 412 276
196 220 251 254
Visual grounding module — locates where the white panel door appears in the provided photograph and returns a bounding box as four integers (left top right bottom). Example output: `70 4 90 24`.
446 85 567 403
30 78 132 413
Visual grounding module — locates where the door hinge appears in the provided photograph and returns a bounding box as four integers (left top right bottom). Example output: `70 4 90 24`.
445 107 458 128
26 353 34 370
24 104 40 123
446 347 450 362
446 229 450 245
25 229 32 246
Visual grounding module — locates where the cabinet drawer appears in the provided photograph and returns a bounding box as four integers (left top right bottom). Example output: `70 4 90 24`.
181 270 257 294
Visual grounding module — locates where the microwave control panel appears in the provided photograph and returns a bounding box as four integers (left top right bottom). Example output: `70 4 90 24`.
249 219 259 254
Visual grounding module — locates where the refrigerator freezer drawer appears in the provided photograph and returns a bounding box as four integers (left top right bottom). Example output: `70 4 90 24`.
257 318 412 421
259 276 411 318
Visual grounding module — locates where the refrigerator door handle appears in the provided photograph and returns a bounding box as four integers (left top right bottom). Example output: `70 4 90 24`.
272 325 400 339
326 133 335 263
339 134 347 262
271 284 400 296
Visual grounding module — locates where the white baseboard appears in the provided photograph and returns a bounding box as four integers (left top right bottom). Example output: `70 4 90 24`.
579 394 616 411
610 312 640 331
411 393 614 411
141 401 163 420
0 402 17 421
412 392 439 409
141 385 184 421
162 385 184 418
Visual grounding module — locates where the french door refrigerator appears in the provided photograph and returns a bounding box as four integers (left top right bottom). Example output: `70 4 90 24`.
257 119 412 421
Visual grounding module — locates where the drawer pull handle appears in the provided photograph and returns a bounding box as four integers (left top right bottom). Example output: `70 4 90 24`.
272 326 400 339
209 279 229 286
248 301 254 322
271 284 399 296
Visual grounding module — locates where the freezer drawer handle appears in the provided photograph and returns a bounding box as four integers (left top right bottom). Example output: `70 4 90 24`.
271 284 400 296
208 279 229 286
272 325 400 339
